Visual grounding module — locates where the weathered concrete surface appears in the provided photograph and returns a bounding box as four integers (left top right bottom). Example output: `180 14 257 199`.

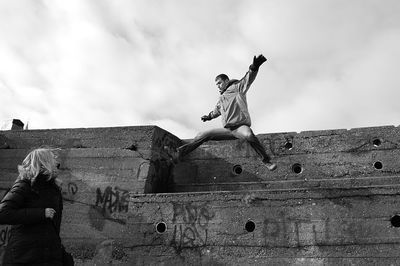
0 126 181 193
124 187 400 265
173 125 400 192
0 126 181 265
0 125 176 149
1 125 400 265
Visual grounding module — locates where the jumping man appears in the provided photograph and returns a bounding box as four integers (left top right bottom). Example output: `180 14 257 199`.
167 54 277 171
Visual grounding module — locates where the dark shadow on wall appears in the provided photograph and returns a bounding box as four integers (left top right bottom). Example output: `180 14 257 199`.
161 136 280 193
168 147 264 193
146 159 175 193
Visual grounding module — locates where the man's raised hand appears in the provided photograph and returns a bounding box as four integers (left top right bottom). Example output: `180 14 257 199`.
250 54 267 71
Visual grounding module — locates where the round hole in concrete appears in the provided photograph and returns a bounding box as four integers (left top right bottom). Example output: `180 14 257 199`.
292 163 303 174
285 142 293 150
156 222 167 234
245 220 256 232
374 161 383 170
372 138 382 147
232 164 243 175
391 215 400 227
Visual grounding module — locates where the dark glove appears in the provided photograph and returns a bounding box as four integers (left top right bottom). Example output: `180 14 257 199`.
201 114 212 122
249 54 267 71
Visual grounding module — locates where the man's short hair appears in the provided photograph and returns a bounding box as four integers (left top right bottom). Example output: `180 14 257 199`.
215 74 229 81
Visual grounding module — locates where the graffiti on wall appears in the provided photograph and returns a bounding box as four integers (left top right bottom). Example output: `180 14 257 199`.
61 181 78 204
88 186 129 231
263 217 326 247
170 202 215 252
262 216 377 247
95 186 129 214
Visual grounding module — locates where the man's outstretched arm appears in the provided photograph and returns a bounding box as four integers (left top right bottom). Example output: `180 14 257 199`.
201 103 221 122
240 54 267 94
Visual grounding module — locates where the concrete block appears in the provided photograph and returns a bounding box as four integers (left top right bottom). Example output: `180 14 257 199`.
2 125 400 265
0 134 10 149
0 126 158 149
173 125 400 192
123 187 400 265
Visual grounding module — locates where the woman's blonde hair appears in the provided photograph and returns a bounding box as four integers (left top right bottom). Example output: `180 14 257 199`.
18 148 60 184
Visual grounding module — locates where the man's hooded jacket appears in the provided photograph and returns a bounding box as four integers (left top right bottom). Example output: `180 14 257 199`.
209 68 258 128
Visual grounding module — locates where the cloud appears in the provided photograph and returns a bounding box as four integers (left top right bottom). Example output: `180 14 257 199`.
1 0 400 138
237 0 400 134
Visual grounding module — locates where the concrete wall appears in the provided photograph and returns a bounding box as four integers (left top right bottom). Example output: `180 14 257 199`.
1 125 400 265
0 126 181 265
128 187 400 265
173 126 400 192
133 125 400 265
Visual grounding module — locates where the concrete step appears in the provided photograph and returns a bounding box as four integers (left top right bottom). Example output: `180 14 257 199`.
122 186 400 265
171 125 400 192
0 126 159 149
172 174 400 192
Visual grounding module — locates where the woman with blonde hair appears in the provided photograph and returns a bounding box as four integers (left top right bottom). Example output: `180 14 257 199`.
0 148 68 266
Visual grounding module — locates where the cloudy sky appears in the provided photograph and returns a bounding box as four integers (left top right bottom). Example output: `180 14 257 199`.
1 0 400 138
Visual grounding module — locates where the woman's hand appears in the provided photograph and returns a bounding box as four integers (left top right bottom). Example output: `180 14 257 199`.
45 208 56 219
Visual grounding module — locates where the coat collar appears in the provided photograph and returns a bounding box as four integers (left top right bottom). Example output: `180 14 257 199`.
220 79 239 94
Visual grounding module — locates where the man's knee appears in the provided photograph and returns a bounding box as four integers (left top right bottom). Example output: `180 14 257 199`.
194 131 211 141
238 129 255 141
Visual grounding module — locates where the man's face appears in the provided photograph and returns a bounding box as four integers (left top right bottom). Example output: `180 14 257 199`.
215 78 228 93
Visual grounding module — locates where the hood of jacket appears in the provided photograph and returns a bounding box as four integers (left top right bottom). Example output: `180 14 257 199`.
220 79 239 94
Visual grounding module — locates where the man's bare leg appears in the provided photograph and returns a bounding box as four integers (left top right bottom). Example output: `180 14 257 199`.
165 127 235 163
232 125 277 171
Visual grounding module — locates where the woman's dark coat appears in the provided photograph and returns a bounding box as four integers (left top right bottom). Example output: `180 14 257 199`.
0 174 63 266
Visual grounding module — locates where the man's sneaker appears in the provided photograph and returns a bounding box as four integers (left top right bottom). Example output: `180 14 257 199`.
265 162 277 171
